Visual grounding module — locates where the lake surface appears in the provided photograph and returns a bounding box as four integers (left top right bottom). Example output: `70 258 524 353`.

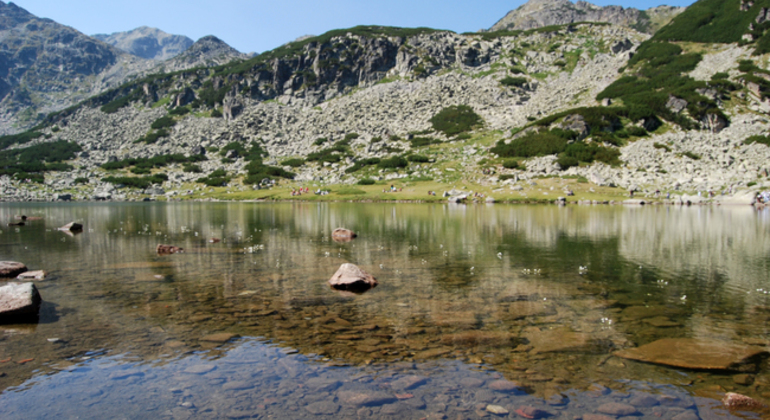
0 202 768 419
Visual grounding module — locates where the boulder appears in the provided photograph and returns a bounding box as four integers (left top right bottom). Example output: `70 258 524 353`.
17 270 46 280
0 282 42 320
55 193 72 201
722 392 766 411
59 222 83 232
156 244 184 255
666 95 688 114
717 191 756 206
328 263 377 293
0 261 27 278
614 338 767 371
331 228 357 242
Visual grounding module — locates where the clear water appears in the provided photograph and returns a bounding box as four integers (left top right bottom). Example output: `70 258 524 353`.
0 202 768 419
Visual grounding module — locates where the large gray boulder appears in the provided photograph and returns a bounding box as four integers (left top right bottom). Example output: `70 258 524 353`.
0 282 42 320
328 263 378 293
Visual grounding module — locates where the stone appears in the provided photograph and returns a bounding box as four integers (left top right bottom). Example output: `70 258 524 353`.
508 301 555 319
671 411 700 420
59 222 83 232
200 333 239 343
337 390 397 406
328 263 377 292
524 329 606 353
156 244 184 255
614 338 767 371
0 261 27 278
16 270 46 280
488 379 522 392
0 282 42 320
629 395 659 407
722 392 766 411
733 373 754 385
183 364 216 374
486 404 509 415
390 375 427 390
582 414 614 420
440 331 519 347
596 402 638 416
331 228 357 242
305 401 339 415
515 406 551 419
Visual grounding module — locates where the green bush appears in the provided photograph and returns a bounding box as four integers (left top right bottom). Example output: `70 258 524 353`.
357 178 376 185
344 133 360 141
556 155 579 169
370 136 382 143
490 130 573 158
501 76 528 88
168 107 190 116
430 105 483 136
345 158 381 173
410 137 439 147
627 126 648 137
211 109 223 118
74 177 89 184
682 151 701 160
502 159 519 169
281 158 306 167
407 154 430 162
103 174 167 189
744 134 770 146
151 116 176 130
314 137 328 146
183 164 202 173
653 142 671 152
0 131 44 149
102 154 205 170
377 156 408 169
499 174 516 181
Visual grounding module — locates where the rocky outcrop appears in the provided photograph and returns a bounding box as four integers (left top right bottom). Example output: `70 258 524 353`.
93 26 194 61
159 35 249 73
489 0 684 34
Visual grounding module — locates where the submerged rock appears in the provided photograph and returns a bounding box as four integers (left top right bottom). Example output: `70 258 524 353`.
17 270 46 280
156 244 184 255
0 261 27 278
0 282 42 321
328 263 377 293
331 228 357 242
614 338 767 371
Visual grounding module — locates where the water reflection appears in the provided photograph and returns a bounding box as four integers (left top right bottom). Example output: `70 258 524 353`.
0 202 767 418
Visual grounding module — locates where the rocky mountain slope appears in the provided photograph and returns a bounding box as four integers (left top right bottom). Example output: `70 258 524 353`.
2 0 770 205
152 35 252 73
489 0 683 33
93 26 193 61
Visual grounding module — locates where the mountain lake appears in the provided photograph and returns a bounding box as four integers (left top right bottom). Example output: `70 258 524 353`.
0 202 768 419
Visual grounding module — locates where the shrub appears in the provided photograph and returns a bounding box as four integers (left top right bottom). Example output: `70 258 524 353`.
653 142 671 152
744 135 770 146
370 136 382 143
344 133 359 141
282 158 306 167
627 126 648 137
499 174 516 181
502 159 519 169
410 137 438 147
357 178 376 185
408 154 430 162
314 137 328 146
74 177 89 184
377 156 409 169
210 109 223 118
168 107 190 116
682 151 701 160
500 76 528 88
556 155 579 169
345 158 381 173
430 105 483 136
490 130 572 158
102 174 167 189
183 164 202 173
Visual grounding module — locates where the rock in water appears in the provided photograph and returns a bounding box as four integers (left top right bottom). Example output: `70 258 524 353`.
59 222 83 232
156 244 184 255
722 392 767 411
328 263 377 293
17 270 46 280
614 338 767 371
0 262 27 278
331 228 357 242
0 282 42 320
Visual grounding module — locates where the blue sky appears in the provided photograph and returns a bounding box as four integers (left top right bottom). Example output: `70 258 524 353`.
11 0 695 54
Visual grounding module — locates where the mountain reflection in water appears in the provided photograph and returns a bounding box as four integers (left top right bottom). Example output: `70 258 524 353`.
0 202 767 419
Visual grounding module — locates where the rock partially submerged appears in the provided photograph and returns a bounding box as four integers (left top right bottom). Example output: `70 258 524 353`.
0 261 27 278
59 222 83 232
328 263 377 293
157 244 184 255
722 392 767 411
614 338 767 371
0 282 42 321
17 270 46 280
331 228 357 243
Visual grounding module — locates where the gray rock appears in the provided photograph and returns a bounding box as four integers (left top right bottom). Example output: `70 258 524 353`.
0 282 42 319
328 263 378 292
0 261 28 278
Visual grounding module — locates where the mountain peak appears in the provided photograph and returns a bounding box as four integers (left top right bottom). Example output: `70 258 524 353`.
92 26 193 60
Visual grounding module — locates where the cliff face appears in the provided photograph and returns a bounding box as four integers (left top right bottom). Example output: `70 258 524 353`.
489 0 683 33
93 26 194 61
